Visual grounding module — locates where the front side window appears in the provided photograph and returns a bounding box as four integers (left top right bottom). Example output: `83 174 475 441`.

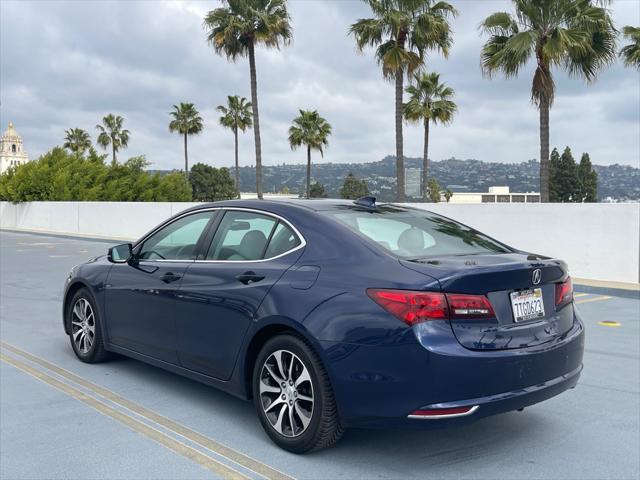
326 207 510 259
207 211 301 261
139 212 213 260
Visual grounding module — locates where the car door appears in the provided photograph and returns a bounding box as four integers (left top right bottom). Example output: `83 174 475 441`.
105 210 217 363
175 209 305 379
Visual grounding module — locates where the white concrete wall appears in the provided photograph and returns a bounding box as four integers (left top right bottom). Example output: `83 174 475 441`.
1 201 638 284
0 201 199 241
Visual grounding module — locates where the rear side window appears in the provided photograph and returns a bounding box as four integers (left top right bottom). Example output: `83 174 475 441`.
326 208 509 258
207 211 301 261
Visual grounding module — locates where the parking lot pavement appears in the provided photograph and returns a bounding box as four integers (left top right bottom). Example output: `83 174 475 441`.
1 230 639 480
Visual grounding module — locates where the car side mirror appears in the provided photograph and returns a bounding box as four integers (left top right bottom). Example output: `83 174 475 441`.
108 243 133 263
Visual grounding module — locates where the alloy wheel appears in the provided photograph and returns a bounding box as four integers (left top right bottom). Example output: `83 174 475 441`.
71 298 95 354
259 349 314 438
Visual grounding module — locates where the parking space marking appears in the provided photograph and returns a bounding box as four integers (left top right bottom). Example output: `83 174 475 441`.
574 293 590 298
575 295 611 305
0 342 295 480
597 321 622 327
0 353 249 480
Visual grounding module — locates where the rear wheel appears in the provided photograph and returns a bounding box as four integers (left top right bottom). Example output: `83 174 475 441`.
68 288 109 363
253 334 344 453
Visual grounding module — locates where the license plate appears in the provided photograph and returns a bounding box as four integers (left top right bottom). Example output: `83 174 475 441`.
510 288 545 322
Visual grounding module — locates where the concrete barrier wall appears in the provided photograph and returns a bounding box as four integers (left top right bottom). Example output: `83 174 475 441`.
1 201 638 284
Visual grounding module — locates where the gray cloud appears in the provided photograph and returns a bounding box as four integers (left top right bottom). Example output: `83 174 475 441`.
1 0 638 170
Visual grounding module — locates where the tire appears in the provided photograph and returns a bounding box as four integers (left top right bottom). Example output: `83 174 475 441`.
253 333 344 453
67 288 109 363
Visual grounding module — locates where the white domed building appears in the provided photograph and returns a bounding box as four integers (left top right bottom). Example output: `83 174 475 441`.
0 122 30 174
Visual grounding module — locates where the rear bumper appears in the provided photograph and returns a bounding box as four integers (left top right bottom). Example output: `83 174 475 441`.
321 312 585 429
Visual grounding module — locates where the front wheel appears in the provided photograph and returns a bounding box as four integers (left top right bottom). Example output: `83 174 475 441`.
253 334 344 453
68 288 109 363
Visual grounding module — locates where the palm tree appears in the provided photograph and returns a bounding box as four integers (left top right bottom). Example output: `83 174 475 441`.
480 1 616 202
288 110 332 199
217 96 253 196
169 103 204 179
95 114 130 165
620 26 640 69
204 0 292 200
404 71 456 201
63 128 92 155
350 0 456 202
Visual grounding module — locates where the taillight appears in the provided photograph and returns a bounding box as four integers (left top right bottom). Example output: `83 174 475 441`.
367 289 495 326
555 277 573 308
366 289 448 326
446 294 495 319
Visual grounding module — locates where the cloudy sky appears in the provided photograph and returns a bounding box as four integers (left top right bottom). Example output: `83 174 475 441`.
1 0 639 171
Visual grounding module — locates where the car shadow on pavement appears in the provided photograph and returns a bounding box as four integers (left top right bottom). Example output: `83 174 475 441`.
86 352 554 467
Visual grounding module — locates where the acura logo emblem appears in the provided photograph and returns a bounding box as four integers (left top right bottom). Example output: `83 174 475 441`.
532 269 542 285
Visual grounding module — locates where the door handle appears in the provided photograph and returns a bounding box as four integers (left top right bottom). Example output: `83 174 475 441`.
236 271 265 285
160 272 182 284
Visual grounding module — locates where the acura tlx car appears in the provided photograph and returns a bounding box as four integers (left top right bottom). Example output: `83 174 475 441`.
63 198 584 453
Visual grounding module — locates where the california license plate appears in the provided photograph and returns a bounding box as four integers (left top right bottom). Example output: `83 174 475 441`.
510 288 545 322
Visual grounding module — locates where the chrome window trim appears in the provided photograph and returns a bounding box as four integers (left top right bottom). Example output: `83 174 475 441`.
407 405 479 420
134 207 306 264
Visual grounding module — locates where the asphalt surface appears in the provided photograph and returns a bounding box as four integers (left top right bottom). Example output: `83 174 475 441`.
1 230 639 480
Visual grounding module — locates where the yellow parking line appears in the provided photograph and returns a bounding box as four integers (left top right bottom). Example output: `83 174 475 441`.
598 321 621 327
0 342 294 480
0 353 249 480
575 296 611 305
574 293 590 298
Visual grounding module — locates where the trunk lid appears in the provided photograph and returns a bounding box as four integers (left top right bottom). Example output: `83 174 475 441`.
400 253 575 350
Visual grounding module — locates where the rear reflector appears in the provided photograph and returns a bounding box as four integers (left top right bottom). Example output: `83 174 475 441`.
408 406 478 419
555 277 573 308
367 289 495 326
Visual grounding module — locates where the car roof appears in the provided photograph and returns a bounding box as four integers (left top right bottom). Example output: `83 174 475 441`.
186 198 418 214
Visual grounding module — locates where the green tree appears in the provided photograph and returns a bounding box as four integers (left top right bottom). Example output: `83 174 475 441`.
155 173 193 202
0 148 191 202
578 152 598 202
550 146 580 202
426 177 441 202
204 0 292 200
309 182 327 198
620 26 640 69
189 162 237 202
350 0 457 202
480 0 617 203
63 128 92 155
444 188 453 202
169 103 204 179
217 95 253 196
288 110 332 199
279 185 290 194
549 147 563 202
404 71 456 201
340 172 370 200
96 114 130 165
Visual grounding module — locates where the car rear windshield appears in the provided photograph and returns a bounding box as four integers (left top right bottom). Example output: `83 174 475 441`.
325 207 511 258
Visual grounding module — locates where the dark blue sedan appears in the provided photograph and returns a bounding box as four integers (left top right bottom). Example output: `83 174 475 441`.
62 198 584 453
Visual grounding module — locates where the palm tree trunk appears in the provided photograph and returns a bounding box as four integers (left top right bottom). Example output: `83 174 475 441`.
539 97 550 203
234 128 240 198
395 69 405 203
112 143 116 166
248 41 263 200
422 118 430 201
306 145 311 199
184 133 189 180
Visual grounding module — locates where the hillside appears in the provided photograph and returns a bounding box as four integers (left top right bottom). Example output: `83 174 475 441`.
234 157 640 202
